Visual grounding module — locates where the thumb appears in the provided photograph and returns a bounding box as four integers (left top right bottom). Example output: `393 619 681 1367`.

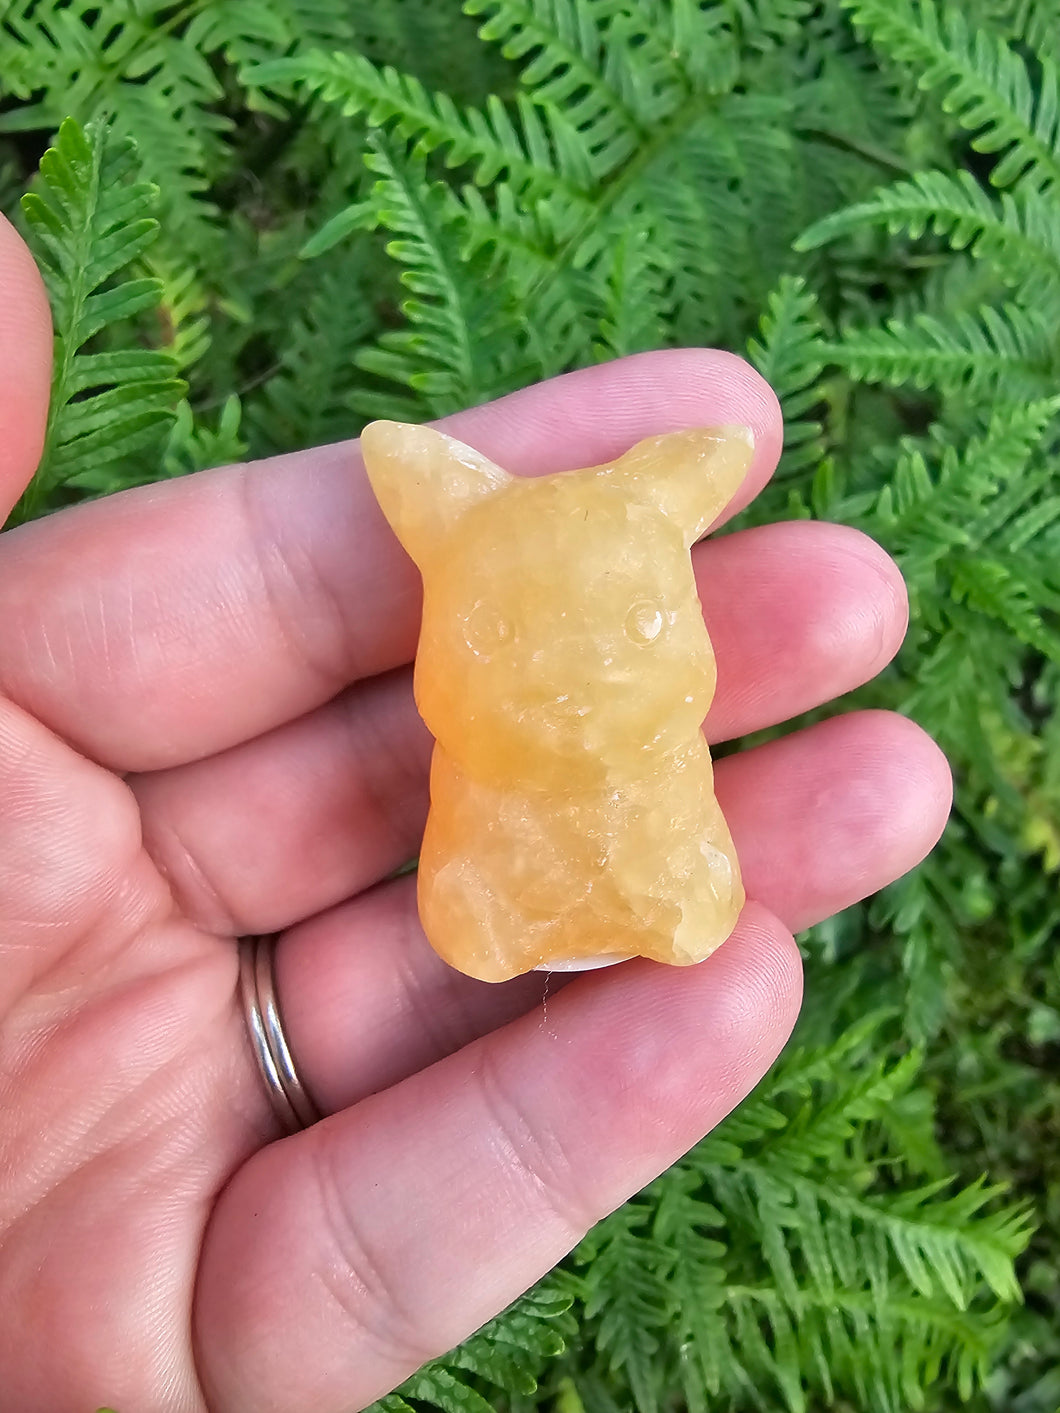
0 211 53 524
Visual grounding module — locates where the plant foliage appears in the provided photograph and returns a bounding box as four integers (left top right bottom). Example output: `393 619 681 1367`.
13 115 184 522
2 1 1059 1409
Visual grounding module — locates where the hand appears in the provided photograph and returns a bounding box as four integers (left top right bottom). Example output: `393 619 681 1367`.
0 210 951 1413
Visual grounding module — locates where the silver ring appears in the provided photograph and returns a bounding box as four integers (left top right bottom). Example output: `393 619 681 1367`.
239 935 322 1134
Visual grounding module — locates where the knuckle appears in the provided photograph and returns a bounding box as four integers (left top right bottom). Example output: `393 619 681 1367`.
309 1139 437 1373
395 929 463 1057
474 1046 594 1239
136 806 237 936
238 466 358 693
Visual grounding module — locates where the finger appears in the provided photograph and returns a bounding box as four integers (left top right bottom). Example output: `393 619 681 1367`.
718 709 952 933
278 708 950 1116
195 906 802 1413
0 350 782 772
0 213 52 521
132 522 906 935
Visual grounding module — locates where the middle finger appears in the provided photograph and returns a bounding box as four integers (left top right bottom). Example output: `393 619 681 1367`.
131 519 907 935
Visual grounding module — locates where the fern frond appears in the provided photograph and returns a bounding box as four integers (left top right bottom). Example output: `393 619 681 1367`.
0 153 20 214
978 0 1060 66
112 33 230 234
961 401 1060 550
145 254 211 372
625 0 741 94
184 0 356 86
246 49 600 197
723 93 804 300
14 116 184 523
465 0 740 144
952 556 1060 662
725 0 816 49
841 0 1060 192
577 1208 677 1413
790 5 916 157
798 169 1060 297
593 225 671 358
162 396 247 479
863 399 1060 661
726 1281 1005 1410
564 1015 1031 1413
748 275 828 475
455 180 596 375
650 1173 729 1410
0 0 143 128
363 1279 576 1413
631 113 731 340
0 4 230 248
876 397 1060 540
464 0 645 149
247 261 375 453
352 136 524 417
825 303 1054 398
399 1370 499 1413
341 0 510 99
631 95 799 345
864 397 1060 708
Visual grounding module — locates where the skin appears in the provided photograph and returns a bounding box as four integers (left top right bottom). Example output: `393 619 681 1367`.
0 209 953 1413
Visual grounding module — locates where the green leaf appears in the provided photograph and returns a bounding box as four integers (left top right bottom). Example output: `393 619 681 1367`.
748 274 828 475
246 49 597 198
798 168 1060 298
823 303 1053 398
841 0 1060 191
13 116 184 525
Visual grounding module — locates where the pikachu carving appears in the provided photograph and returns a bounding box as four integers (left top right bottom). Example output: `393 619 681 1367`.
361 421 754 982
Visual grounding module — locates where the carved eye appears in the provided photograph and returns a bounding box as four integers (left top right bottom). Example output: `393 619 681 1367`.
625 600 665 645
463 600 515 656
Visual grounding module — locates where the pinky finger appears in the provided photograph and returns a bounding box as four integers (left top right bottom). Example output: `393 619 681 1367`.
195 906 801 1413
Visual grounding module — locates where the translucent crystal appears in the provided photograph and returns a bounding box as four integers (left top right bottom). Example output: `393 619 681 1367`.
361 421 754 983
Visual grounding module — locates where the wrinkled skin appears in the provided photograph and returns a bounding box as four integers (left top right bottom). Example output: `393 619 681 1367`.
0 212 951 1413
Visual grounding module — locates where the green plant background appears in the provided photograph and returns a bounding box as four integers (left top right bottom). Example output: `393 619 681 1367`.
2 1 1059 1410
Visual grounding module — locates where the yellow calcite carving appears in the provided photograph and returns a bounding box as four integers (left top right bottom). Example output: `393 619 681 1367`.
361 420 754 983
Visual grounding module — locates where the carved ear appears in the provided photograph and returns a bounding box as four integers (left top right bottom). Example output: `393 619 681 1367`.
604 426 755 546
360 421 512 565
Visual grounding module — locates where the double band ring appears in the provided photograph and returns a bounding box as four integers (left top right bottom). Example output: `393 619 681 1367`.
238 935 321 1134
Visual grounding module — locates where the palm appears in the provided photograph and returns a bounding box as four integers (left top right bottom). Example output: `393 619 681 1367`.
1 884 258 1403
0 212 951 1413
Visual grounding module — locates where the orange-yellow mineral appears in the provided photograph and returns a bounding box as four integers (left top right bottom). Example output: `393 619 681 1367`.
361 420 754 983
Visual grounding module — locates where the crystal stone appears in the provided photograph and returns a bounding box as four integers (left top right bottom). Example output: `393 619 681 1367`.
361 420 753 982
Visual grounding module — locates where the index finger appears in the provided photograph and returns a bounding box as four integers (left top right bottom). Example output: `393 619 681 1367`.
0 213 52 522
0 350 781 771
